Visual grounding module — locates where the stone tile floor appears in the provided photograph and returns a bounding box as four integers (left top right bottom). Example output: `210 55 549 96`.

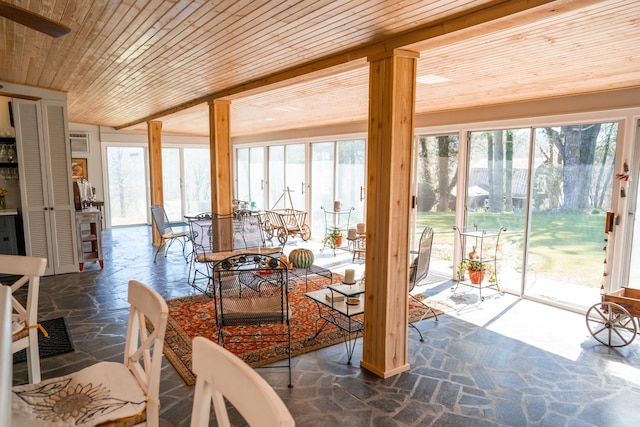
11 225 640 426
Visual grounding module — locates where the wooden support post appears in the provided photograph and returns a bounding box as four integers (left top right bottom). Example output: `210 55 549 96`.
208 99 233 251
148 120 163 247
360 49 418 378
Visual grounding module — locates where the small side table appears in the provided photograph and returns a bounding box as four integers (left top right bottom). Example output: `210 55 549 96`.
305 282 365 364
347 233 366 262
76 209 104 271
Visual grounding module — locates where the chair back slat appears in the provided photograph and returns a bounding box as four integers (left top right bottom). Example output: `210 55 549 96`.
213 253 292 387
409 226 434 292
190 336 295 427
124 280 169 423
0 286 12 427
150 204 170 235
1 255 47 384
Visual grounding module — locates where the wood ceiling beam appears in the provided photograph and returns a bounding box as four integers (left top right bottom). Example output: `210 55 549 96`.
116 0 580 131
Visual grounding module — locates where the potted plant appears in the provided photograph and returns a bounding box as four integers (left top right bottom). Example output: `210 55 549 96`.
459 260 489 284
323 228 343 250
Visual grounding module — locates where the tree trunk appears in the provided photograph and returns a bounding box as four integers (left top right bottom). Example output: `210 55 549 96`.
560 124 600 210
504 130 514 212
594 124 615 208
491 131 504 212
437 136 450 212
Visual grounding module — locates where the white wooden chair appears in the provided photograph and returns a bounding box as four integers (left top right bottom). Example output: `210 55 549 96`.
12 280 169 427
0 285 12 427
1 254 48 384
190 336 295 427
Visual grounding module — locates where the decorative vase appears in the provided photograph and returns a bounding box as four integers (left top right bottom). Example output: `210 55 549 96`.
0 196 5 210
468 269 485 284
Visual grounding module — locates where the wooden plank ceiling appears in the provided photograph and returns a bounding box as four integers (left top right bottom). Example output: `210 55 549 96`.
1 0 638 138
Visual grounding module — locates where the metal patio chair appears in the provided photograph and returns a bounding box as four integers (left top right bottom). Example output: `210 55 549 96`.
213 253 292 387
408 225 439 341
150 204 190 263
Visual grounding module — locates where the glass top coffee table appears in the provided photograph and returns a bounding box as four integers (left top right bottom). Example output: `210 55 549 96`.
305 282 364 364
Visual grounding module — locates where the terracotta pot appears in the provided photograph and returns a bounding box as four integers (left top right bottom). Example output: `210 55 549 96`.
468 269 485 284
335 236 343 247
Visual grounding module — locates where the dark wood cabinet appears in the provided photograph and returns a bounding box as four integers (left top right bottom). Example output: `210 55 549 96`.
0 213 18 255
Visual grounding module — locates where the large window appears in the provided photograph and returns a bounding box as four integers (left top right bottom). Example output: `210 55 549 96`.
163 147 211 219
413 134 459 271
236 147 265 209
106 145 210 227
525 123 617 310
106 146 148 226
463 122 618 311
183 148 211 214
237 139 365 243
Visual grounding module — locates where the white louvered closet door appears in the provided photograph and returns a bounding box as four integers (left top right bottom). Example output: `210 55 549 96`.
14 99 78 275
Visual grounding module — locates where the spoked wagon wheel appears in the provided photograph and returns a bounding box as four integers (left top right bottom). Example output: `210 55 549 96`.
586 302 637 347
277 228 288 245
301 224 311 241
263 220 274 239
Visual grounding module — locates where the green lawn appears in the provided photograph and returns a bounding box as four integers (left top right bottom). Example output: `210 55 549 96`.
415 210 606 287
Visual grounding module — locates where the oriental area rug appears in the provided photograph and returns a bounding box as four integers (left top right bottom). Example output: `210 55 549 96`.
163 275 440 386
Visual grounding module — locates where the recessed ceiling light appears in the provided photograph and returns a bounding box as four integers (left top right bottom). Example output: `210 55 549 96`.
265 117 275 121
416 74 452 85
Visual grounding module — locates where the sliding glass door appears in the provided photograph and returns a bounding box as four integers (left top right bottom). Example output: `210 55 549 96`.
268 144 306 211
310 140 366 241
525 123 617 310
336 140 366 225
311 142 335 239
236 147 265 210
465 129 529 295
464 122 618 311
183 148 211 214
106 146 148 226
162 148 182 220
413 134 459 275
163 147 210 218
235 139 366 243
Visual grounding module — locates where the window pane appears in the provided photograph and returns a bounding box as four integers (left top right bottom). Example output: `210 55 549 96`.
414 134 459 274
336 139 366 225
162 148 181 221
249 148 265 209
269 146 284 208
465 129 529 295
106 146 148 226
285 144 306 210
311 142 335 239
236 148 250 203
184 148 211 214
527 122 617 310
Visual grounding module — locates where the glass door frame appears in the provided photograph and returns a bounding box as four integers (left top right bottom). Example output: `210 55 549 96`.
419 109 634 312
620 119 640 289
